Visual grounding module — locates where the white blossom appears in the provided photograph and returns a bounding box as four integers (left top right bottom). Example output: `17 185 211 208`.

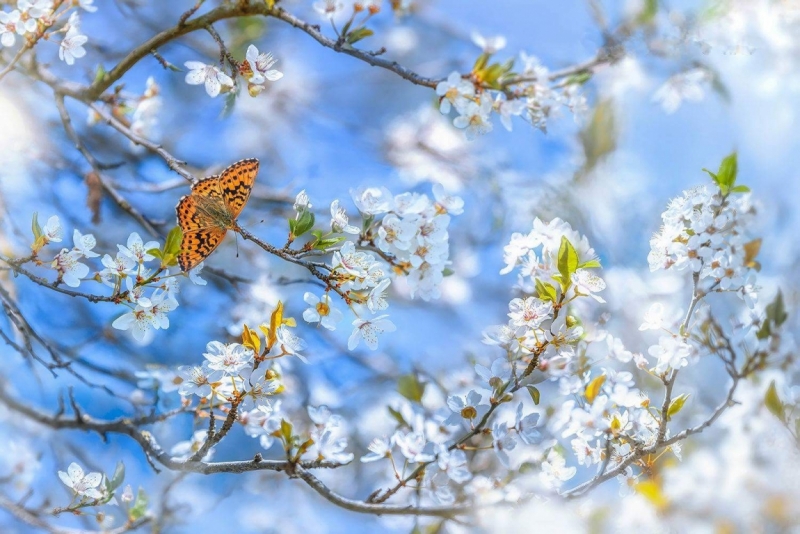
184 61 234 98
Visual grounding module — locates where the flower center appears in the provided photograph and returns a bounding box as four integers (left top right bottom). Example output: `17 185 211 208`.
316 301 330 316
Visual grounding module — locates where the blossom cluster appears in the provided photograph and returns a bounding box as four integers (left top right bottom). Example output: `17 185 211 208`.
31 216 204 342
360 392 544 504
0 1 93 65
293 184 462 351
169 338 354 464
184 44 282 98
435 36 587 138
308 0 584 139
647 168 758 306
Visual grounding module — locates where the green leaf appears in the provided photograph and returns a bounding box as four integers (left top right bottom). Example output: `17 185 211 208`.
346 27 374 45
93 64 107 84
164 226 183 256
716 152 738 193
535 278 557 302
31 212 42 240
565 71 592 86
667 393 690 420
731 185 750 193
526 385 541 405
280 418 293 445
756 319 771 340
387 406 408 427
764 381 785 422
129 488 148 521
442 267 455 277
293 210 315 237
472 53 489 72
766 290 788 328
106 462 125 493
578 99 616 177
701 168 718 183
221 90 237 120
637 0 658 24
314 236 346 250
578 258 602 269
146 248 163 260
557 236 579 289
397 374 425 403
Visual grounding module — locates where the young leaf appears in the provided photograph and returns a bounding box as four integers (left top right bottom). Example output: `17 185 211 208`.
667 393 690 420
387 406 408 427
106 461 125 493
164 226 183 257
280 418 294 445
766 290 788 328
716 151 738 192
242 324 261 354
129 488 148 521
31 212 43 240
557 236 579 289
578 258 602 269
398 374 425 403
584 375 606 404
293 211 315 237
346 27 374 45
743 238 762 270
535 278 557 302
764 381 785 422
526 385 541 405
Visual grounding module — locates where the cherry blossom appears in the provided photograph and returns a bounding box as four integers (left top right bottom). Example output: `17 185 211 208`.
184 61 234 98
348 315 396 350
57 463 103 499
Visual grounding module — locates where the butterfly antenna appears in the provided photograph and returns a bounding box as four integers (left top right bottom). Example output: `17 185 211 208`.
235 231 240 258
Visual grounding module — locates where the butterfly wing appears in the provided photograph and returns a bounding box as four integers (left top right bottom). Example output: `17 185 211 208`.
176 193 216 233
191 175 225 202
218 158 259 219
178 227 227 272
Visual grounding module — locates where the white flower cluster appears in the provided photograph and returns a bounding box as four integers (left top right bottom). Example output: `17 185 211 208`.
296 185 462 351
177 341 281 414
0 2 93 65
549 367 662 486
434 38 588 139
647 183 758 306
356 183 463 301
361 387 543 504
34 217 204 342
489 218 603 371
185 44 282 98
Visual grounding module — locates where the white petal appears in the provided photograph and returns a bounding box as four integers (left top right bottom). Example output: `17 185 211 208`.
205 76 221 97
185 69 206 85
67 463 83 481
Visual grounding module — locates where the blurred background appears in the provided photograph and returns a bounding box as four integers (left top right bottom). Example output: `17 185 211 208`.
1 0 799 532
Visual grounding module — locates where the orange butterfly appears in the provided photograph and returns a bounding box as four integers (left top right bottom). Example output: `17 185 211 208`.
175 158 259 272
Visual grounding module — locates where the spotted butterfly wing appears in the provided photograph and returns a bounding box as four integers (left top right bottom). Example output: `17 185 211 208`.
178 227 227 272
218 158 259 218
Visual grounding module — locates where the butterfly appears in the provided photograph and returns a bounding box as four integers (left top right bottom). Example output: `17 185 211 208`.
175 158 259 272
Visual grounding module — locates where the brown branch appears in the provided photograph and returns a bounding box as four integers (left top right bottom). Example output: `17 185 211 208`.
54 93 161 237
85 102 196 183
0 389 471 518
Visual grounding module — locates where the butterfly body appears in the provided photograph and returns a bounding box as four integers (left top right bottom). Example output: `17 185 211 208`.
175 158 259 272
